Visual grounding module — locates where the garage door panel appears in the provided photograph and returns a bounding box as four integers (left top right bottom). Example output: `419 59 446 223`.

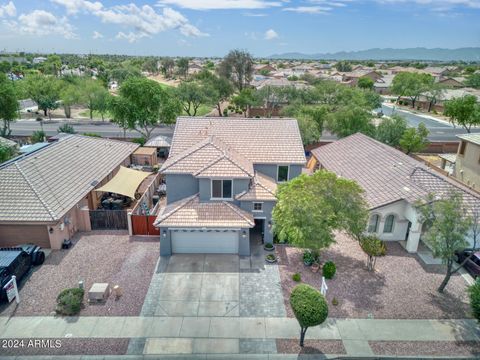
172 231 238 254
0 225 50 248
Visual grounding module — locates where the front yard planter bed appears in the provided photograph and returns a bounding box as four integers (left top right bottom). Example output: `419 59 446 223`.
276 233 472 319
276 339 346 355
369 341 480 357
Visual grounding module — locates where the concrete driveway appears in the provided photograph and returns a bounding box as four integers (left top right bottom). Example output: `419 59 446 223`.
140 248 286 318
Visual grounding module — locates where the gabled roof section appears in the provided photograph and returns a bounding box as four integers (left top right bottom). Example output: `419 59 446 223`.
0 135 138 222
167 117 306 166
161 135 254 177
236 172 278 201
311 133 480 211
154 195 255 228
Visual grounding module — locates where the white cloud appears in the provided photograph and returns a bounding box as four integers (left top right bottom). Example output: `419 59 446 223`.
243 12 268 16
264 28 278 40
92 30 103 39
377 0 480 9
51 0 103 14
0 1 16 17
283 6 332 14
156 0 282 10
7 9 77 38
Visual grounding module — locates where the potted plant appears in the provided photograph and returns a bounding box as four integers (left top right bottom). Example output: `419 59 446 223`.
265 254 277 263
264 242 275 251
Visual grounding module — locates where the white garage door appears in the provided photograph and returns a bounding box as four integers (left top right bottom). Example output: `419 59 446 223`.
172 230 239 254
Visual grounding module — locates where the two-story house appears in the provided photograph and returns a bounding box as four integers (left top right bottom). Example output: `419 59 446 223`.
455 134 480 190
154 117 306 256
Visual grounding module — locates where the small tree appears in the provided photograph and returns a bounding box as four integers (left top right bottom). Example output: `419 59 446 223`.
399 122 429 154
326 105 375 138
416 193 474 293
176 81 208 116
358 77 374 90
25 74 61 119
444 95 480 133
232 88 257 117
217 49 254 91
0 74 18 137
31 130 46 143
290 284 328 346
273 170 368 252
360 235 386 271
375 114 407 148
0 143 16 163
57 123 75 134
176 58 189 80
468 279 480 322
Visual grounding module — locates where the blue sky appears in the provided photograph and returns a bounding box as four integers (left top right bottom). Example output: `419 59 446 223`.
0 0 479 57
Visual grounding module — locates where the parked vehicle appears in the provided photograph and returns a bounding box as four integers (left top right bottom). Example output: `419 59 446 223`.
454 249 480 279
0 244 45 302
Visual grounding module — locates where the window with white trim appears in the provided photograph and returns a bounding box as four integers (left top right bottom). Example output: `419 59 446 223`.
277 165 289 182
383 214 395 233
253 202 263 211
211 179 232 199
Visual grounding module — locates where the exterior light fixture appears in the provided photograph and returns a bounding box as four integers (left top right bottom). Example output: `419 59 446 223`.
162 230 167 238
268 221 272 229
242 231 246 238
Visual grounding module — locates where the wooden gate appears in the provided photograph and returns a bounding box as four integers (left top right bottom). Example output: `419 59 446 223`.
90 210 128 230
131 215 160 236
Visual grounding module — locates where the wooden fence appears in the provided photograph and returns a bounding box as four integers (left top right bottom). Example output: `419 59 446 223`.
90 210 128 230
131 215 160 236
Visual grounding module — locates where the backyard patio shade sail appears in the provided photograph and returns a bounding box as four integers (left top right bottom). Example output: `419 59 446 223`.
95 166 151 199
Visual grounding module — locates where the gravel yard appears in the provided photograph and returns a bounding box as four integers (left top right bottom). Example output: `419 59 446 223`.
0 231 159 317
369 341 480 357
0 338 129 356
276 339 346 355
276 233 471 319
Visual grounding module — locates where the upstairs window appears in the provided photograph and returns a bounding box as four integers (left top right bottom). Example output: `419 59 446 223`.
253 202 263 212
211 179 232 199
277 166 289 182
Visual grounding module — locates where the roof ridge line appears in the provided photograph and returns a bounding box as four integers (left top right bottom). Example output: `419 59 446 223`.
162 138 213 172
223 201 254 225
15 162 57 221
158 194 197 223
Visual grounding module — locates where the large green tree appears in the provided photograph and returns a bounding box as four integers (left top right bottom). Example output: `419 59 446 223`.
25 74 62 119
232 88 258 117
375 114 408 148
465 73 480 89
197 71 234 117
326 106 375 138
273 170 368 251
78 79 110 120
176 58 189 80
217 49 254 91
109 77 181 140
176 81 209 116
391 72 434 108
444 95 480 133
399 123 429 154
358 77 374 90
416 193 475 293
0 74 18 137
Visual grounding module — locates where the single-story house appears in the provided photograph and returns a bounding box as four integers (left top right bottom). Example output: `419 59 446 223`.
310 133 480 253
0 135 139 249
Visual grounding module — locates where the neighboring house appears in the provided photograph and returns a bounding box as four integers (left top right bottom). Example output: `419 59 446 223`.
32 57 47 64
342 70 382 86
439 153 456 175
455 134 480 190
374 74 395 94
437 77 465 88
154 117 306 256
310 133 480 253
0 135 138 249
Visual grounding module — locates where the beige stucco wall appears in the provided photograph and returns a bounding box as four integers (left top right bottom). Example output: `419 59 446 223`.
455 140 480 190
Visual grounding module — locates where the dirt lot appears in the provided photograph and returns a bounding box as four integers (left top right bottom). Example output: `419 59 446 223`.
276 233 472 319
0 231 159 317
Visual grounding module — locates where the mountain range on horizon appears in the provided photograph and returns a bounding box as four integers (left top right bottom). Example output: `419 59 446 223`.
268 47 480 62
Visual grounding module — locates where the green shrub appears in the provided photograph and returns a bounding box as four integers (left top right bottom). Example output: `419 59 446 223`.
264 243 274 249
468 279 480 322
292 273 301 282
31 130 46 144
56 288 84 315
57 123 76 134
132 137 146 146
322 261 336 279
82 132 101 137
303 249 320 266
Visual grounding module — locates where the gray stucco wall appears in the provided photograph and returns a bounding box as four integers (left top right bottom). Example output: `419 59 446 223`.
165 174 198 204
254 164 303 182
240 200 276 244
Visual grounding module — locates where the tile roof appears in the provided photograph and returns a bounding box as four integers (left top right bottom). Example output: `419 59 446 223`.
154 194 254 228
236 172 277 201
311 133 480 211
0 135 138 222
166 117 306 166
458 133 480 146
161 135 254 177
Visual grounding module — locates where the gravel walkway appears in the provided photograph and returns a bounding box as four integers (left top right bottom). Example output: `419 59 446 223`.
0 231 159 317
369 341 480 356
277 233 471 319
276 339 346 354
0 338 129 356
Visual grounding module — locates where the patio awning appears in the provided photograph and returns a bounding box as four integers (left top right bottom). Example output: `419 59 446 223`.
95 166 151 199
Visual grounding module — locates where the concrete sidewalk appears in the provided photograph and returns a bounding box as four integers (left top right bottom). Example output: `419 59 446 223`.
1 315 479 357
